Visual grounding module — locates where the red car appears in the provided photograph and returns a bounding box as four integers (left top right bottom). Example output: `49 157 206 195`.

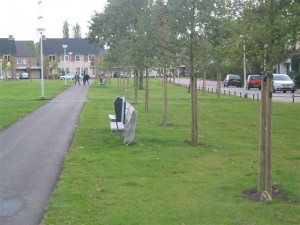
246 75 262 90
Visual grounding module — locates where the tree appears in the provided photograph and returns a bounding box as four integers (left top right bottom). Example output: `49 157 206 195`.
240 0 300 72
291 53 300 87
86 0 300 147
73 23 82 38
27 41 37 80
2 57 9 80
88 0 155 102
63 20 70 38
167 0 217 145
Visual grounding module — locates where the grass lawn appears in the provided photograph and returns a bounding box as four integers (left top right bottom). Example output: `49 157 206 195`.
0 79 71 130
1 79 299 224
41 79 300 225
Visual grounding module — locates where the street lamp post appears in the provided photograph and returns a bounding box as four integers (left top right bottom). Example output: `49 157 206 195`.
62 45 68 86
37 28 45 99
69 52 73 74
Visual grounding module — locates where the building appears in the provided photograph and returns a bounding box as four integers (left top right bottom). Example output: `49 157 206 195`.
41 36 104 78
0 35 17 79
0 35 104 79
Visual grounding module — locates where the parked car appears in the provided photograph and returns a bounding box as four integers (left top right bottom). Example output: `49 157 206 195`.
19 72 29 79
223 74 242 87
60 73 75 80
273 74 296 93
246 75 262 90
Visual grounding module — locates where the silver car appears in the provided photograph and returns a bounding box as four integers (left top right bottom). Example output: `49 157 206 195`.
273 74 295 93
60 73 75 80
19 72 29 79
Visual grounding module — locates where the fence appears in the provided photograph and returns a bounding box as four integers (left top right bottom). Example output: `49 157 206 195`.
173 81 300 103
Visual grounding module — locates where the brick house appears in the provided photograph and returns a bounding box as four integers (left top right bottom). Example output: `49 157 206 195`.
41 36 104 78
0 35 103 79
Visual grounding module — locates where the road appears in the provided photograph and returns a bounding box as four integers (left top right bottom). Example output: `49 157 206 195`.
174 78 300 103
0 85 90 225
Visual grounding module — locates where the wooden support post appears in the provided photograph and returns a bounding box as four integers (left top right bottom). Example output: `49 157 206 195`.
258 72 273 201
258 74 267 199
265 72 273 198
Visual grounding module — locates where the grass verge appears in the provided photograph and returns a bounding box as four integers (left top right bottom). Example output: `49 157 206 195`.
42 79 300 225
0 79 70 130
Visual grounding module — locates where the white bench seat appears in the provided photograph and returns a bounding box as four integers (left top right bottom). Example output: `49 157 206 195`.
108 114 116 122
108 97 137 143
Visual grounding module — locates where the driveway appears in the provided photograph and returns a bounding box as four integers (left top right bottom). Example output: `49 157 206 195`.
0 85 90 225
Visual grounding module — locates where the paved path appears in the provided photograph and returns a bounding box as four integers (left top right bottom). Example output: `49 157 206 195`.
0 85 90 225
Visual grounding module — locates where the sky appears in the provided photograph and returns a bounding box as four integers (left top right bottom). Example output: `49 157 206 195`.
0 0 107 42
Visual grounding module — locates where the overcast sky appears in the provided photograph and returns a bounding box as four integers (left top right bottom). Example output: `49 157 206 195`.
0 0 107 41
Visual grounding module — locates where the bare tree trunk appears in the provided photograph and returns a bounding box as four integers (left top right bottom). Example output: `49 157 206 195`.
217 72 221 98
126 71 130 100
162 69 168 126
190 73 198 145
139 70 144 90
202 72 206 95
134 70 138 104
145 67 149 112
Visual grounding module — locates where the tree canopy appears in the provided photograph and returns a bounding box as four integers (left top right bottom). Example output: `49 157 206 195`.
87 0 299 77
87 0 300 145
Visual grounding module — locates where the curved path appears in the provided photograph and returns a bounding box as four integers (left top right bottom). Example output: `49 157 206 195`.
0 85 90 225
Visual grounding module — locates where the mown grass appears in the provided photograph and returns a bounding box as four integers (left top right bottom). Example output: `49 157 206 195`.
0 79 70 130
41 79 300 225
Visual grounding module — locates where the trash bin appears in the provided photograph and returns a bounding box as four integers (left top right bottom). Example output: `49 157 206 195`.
114 97 126 123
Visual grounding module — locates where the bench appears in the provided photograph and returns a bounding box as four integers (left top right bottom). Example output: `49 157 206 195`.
99 78 106 87
108 97 137 144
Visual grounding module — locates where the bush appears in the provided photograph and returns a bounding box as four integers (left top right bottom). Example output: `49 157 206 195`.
47 73 60 79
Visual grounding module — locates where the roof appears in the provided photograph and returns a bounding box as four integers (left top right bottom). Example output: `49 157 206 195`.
0 38 17 55
15 41 35 57
42 38 103 55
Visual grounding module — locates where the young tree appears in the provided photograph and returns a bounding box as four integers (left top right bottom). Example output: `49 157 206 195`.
241 0 300 72
231 0 300 200
27 41 37 80
167 0 216 145
73 23 82 38
88 0 154 101
291 53 300 86
63 20 70 38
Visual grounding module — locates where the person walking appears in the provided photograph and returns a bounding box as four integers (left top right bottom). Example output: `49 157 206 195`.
84 72 90 86
74 72 81 86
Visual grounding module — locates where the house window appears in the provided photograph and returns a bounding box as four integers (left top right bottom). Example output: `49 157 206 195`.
76 67 88 75
59 67 69 74
88 54 95 62
49 55 56 62
60 54 69 62
4 55 11 61
17 59 26 64
75 55 83 62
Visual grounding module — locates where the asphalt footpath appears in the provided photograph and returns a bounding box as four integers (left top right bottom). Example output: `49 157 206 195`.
0 84 90 225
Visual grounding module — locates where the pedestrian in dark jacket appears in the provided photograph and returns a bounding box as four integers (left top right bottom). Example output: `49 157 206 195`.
83 72 90 85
